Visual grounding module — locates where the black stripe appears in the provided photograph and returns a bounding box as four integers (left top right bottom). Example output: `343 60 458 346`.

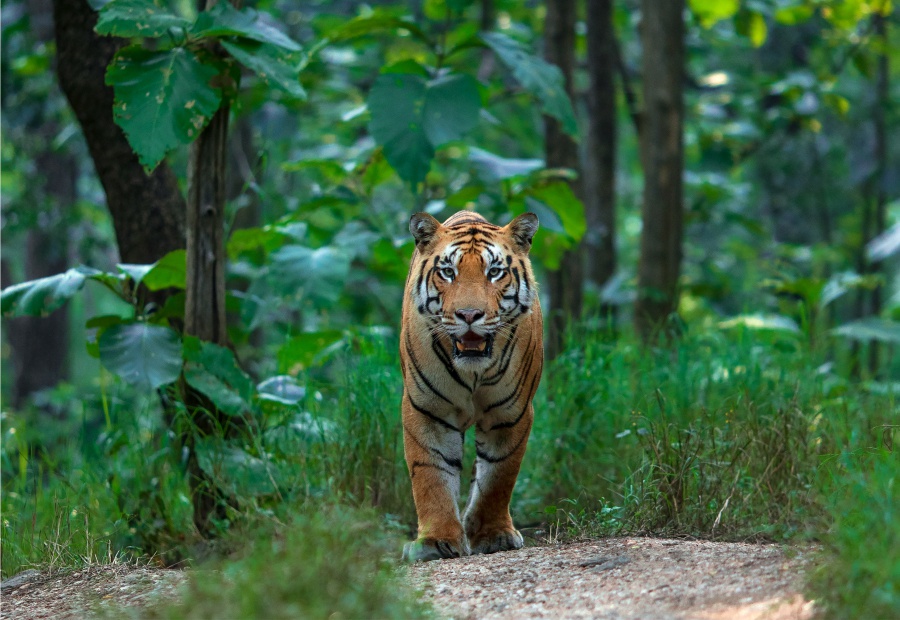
490 369 539 430
475 423 530 463
405 331 455 406
484 337 537 413
410 461 457 479
407 394 460 431
431 334 473 391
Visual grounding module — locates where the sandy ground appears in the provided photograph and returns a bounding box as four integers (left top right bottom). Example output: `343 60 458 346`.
1 538 816 619
407 537 817 620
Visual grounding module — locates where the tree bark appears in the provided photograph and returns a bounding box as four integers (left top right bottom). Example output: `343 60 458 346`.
634 0 685 342
543 0 583 359
584 0 617 317
53 0 185 268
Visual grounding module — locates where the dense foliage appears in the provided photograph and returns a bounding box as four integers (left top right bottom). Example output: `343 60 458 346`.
1 0 898 617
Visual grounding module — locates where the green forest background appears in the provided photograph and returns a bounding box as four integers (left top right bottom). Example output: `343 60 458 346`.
1 0 898 617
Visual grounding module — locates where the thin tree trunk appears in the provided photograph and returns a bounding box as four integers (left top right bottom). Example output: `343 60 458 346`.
543 0 583 359
584 0 617 322
182 0 243 536
634 0 685 342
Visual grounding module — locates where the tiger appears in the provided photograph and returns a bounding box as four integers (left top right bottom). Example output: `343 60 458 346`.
400 210 543 562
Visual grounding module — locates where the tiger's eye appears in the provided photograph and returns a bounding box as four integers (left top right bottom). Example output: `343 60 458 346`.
441 267 455 279
488 267 503 278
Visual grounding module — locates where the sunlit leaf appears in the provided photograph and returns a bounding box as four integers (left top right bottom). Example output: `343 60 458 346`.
689 0 739 27
718 314 801 333
867 222 900 262
833 318 900 344
257 375 306 405
468 147 543 182
1 267 94 317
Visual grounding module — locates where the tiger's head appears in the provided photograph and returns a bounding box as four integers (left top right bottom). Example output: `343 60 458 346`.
408 211 539 367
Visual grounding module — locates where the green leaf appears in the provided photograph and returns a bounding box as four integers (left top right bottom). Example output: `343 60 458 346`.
719 314 801 333
277 331 345 374
689 0 739 27
736 10 768 47
257 375 306 405
95 0 190 38
270 245 352 305
192 3 301 52
867 222 900 262
220 38 306 99
195 438 278 497
468 147 544 182
106 46 221 171
1 267 93 317
368 73 433 188
480 32 578 138
183 336 254 416
117 263 154 287
526 181 586 241
524 196 565 234
422 74 481 145
98 322 182 390
774 4 815 25
320 13 430 46
833 318 900 344
142 249 187 290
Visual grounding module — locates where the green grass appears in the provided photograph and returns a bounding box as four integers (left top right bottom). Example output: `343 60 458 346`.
2 323 897 617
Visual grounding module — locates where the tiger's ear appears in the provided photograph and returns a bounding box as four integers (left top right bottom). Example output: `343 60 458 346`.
506 212 539 250
409 213 442 249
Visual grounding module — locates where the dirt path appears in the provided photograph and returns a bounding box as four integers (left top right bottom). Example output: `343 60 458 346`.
1 538 816 619
407 538 817 620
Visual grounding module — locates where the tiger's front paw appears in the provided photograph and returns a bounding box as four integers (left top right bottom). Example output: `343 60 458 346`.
402 537 470 562
469 528 524 555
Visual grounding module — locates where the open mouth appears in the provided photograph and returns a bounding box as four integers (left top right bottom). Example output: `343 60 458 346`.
452 331 494 358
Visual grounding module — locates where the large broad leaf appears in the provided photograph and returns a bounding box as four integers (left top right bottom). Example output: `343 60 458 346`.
95 0 191 38
106 45 221 171
183 336 254 416
524 196 565 235
368 73 481 188
526 182 586 241
192 3 301 51
142 249 187 290
319 13 430 46
257 375 306 405
422 74 481 145
867 221 900 262
480 32 578 137
220 39 306 99
1 267 94 317
833 318 900 344
270 245 352 306
468 147 544 182
277 330 345 375
368 73 433 189
195 438 278 497
98 322 182 390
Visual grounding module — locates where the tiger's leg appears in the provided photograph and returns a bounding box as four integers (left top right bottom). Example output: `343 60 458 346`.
401 395 469 562
463 405 533 554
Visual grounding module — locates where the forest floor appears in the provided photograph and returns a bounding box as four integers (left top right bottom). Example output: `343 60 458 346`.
1 537 816 619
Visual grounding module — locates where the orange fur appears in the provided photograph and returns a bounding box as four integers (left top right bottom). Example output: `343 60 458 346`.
400 210 543 562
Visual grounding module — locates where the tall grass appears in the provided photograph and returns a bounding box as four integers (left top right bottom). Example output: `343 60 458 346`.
2 323 897 616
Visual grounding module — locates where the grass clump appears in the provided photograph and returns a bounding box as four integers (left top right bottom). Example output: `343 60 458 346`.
139 505 430 619
810 447 899 618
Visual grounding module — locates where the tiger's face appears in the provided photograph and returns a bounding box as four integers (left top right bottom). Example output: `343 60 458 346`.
409 212 539 368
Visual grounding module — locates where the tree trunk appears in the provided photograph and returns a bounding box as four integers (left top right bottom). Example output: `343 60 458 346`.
543 0 583 359
53 0 186 270
634 0 685 342
182 0 244 536
584 0 617 319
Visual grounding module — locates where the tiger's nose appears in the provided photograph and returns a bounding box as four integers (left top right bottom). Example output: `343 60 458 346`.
455 308 485 324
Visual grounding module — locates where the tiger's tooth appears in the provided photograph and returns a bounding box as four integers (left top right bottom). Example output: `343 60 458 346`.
455 341 465 352
477 341 487 351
